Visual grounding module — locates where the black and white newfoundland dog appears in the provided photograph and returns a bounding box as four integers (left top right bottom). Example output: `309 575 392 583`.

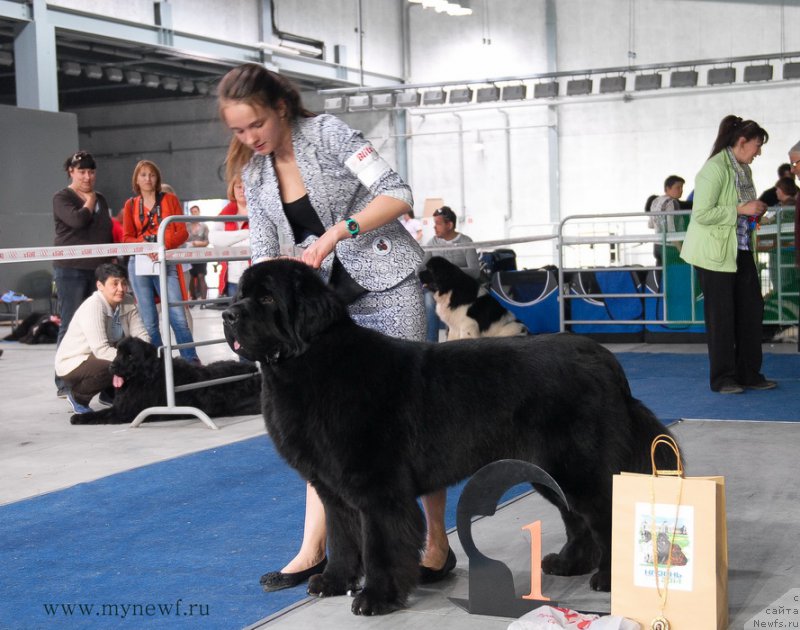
419 255 525 339
70 336 262 425
222 259 674 616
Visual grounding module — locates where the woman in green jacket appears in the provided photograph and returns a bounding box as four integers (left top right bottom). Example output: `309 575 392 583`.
681 115 776 394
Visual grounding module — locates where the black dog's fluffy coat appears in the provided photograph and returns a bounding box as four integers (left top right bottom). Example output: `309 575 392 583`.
4 312 59 344
70 336 262 425
419 256 525 339
223 260 674 616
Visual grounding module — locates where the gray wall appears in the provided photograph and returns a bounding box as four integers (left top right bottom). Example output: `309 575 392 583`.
0 104 78 296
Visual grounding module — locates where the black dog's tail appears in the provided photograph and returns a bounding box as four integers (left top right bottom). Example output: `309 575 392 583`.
625 397 682 474
70 409 128 425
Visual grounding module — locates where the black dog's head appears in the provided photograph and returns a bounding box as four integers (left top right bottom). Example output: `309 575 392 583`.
110 337 160 389
222 259 349 363
419 256 479 298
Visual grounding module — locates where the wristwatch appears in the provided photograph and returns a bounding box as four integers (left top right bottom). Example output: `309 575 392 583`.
345 217 360 238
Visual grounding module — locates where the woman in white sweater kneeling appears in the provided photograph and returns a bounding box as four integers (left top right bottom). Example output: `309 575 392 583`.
55 262 150 414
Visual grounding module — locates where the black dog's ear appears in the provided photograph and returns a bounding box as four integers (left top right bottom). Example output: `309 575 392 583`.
284 263 348 355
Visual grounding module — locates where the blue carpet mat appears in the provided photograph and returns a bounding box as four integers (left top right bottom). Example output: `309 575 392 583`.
617 352 800 422
2 352 797 629
0 436 469 630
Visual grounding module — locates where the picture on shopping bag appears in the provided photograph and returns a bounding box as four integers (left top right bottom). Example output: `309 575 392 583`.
633 502 694 591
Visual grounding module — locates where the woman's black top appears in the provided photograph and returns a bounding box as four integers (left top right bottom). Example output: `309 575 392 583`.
282 195 366 303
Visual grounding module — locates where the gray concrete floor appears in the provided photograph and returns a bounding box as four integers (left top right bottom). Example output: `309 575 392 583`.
0 306 265 507
1 311 797 629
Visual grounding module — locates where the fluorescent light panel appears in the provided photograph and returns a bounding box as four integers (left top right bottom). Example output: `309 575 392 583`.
105 67 123 82
784 62 800 80
635 73 661 91
142 73 160 88
395 92 420 107
125 70 142 85
475 86 499 102
371 93 394 109
533 82 558 98
422 89 445 105
566 78 593 96
448 87 473 104
83 64 103 80
503 85 527 100
670 70 697 88
744 65 772 82
708 67 735 85
348 94 370 111
600 76 626 93
61 61 81 76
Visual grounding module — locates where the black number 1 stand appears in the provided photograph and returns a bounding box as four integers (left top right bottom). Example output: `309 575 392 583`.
449 459 569 618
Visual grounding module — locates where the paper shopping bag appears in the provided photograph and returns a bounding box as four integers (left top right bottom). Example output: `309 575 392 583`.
611 434 728 630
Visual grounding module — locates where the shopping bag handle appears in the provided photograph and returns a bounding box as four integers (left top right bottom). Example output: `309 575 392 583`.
650 433 684 477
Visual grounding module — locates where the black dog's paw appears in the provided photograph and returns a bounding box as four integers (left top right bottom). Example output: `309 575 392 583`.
307 572 347 598
541 553 570 575
542 552 596 576
589 569 611 592
351 588 400 616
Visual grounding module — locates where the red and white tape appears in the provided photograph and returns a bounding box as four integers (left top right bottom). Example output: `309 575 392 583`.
0 243 252 264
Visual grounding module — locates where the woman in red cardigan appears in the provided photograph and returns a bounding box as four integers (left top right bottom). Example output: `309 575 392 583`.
210 174 249 298
122 160 199 362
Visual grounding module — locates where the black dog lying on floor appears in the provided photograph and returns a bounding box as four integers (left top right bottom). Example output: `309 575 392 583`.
70 336 262 425
222 259 674 616
4 312 60 344
419 256 525 340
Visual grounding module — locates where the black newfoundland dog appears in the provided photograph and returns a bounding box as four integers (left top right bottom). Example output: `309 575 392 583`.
70 336 262 425
419 256 525 339
222 259 674 616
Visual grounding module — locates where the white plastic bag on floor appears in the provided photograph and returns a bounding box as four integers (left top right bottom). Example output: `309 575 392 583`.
508 606 640 630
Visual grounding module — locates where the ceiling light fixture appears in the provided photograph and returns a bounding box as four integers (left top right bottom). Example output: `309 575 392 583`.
475 86 499 103
670 70 698 88
783 62 800 80
599 76 626 93
105 68 123 82
395 91 421 107
83 64 103 80
423 88 445 105
0 51 13 67
533 82 558 98
125 70 142 86
371 93 394 109
448 87 473 104
61 61 82 76
324 96 347 113
348 95 371 111
412 0 471 16
143 73 160 88
503 85 527 100
566 78 593 96
161 77 179 91
708 67 735 85
634 73 662 91
194 81 210 95
744 64 773 82
179 79 195 93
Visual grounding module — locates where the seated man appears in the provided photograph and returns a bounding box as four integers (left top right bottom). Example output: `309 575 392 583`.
55 262 150 414
422 205 480 342
648 175 686 268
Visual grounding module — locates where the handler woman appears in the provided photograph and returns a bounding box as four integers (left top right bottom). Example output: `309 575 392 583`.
218 63 453 591
680 115 775 394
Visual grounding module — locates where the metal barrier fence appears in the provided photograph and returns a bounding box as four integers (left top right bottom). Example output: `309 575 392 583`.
2 209 795 429
129 215 258 430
